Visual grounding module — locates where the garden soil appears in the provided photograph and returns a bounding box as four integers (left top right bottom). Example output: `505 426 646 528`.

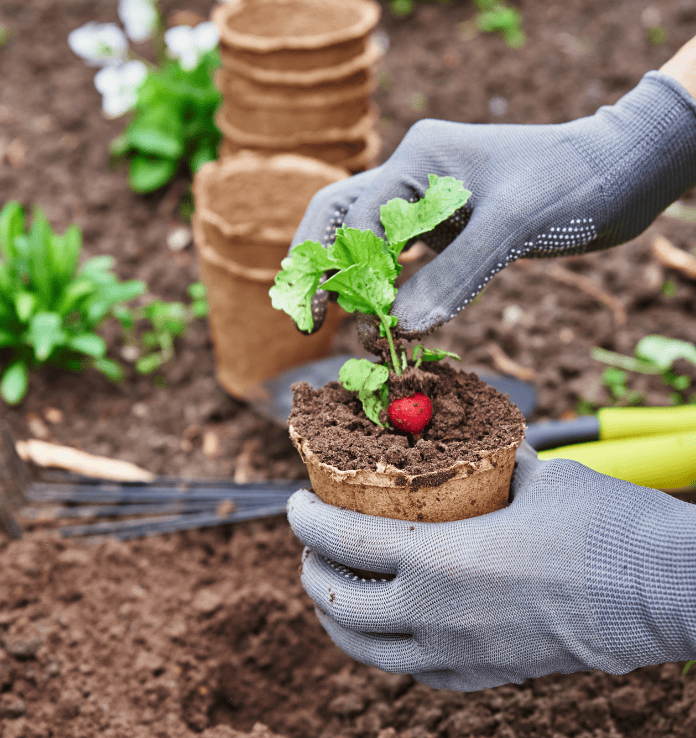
2 1 696 736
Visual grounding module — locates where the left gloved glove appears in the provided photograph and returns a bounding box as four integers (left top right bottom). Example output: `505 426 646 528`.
287 442 696 691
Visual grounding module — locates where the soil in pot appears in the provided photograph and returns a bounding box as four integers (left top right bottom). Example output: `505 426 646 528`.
288 362 526 523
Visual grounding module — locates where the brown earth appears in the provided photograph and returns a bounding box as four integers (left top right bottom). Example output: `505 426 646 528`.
2 1 696 736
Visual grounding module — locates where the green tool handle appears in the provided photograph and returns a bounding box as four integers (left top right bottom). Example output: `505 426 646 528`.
538 430 696 489
598 405 696 440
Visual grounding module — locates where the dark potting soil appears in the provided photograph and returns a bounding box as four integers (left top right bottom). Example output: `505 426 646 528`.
3 1 696 737
288 362 525 474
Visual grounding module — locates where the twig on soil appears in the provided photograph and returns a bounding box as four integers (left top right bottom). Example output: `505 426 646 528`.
519 261 627 324
652 233 696 280
15 439 155 482
487 343 537 382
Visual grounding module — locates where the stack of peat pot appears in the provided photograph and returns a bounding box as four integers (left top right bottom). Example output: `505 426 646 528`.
212 0 382 173
192 152 350 398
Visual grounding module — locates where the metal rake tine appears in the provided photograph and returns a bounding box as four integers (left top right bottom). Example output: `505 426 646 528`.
60 503 289 540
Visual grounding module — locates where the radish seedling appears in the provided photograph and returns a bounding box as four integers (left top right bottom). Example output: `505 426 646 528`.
270 174 470 430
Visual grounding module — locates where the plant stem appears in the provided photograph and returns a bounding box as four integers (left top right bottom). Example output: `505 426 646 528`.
592 346 663 375
378 312 402 376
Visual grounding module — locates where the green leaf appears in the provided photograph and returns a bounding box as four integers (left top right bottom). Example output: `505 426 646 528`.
322 264 396 317
81 255 116 276
129 155 178 193
67 333 107 358
331 227 400 282
269 240 340 332
0 329 18 348
338 359 390 427
413 344 462 365
26 207 53 306
683 660 696 677
1 359 28 405
635 335 696 372
109 134 131 157
94 357 125 382
14 291 37 322
339 358 389 394
360 385 390 427
0 200 24 262
380 174 471 255
126 105 185 159
136 352 164 374
29 311 67 361
56 277 96 317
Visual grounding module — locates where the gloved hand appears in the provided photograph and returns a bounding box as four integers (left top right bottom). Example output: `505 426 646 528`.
287 442 696 691
292 71 696 335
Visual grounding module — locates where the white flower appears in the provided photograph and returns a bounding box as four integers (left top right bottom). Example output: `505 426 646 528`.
118 0 159 43
94 60 148 117
164 22 219 71
68 22 129 67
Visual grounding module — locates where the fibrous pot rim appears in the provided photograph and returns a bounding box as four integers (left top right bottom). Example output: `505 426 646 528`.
288 423 524 487
213 0 381 53
193 151 350 241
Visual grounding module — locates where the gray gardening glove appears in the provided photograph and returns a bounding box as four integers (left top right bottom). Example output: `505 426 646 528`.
293 70 696 335
286 442 696 691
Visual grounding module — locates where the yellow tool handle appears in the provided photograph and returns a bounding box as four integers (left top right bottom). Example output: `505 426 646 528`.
598 405 696 440
538 430 696 489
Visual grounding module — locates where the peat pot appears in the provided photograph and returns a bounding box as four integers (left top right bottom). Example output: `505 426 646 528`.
215 67 374 137
192 151 348 397
288 365 526 523
213 0 381 73
217 109 380 173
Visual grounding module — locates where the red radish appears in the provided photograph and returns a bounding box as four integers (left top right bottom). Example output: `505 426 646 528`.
388 392 433 435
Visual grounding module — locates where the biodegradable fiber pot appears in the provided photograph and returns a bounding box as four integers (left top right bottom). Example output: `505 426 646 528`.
192 152 349 397
288 365 526 523
213 0 381 73
217 110 381 173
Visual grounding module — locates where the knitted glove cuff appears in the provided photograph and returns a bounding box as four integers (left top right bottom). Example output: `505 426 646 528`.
586 480 696 670
571 71 696 245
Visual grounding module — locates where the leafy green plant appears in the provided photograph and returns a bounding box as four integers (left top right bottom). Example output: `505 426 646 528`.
474 0 525 47
592 335 696 407
69 2 221 194
109 48 221 193
0 201 146 404
270 175 469 428
116 282 208 374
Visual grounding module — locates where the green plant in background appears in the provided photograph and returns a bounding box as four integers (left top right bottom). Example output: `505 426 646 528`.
0 201 146 404
389 0 525 48
0 202 210 404
68 0 221 194
474 0 525 47
115 282 208 374
109 48 221 193
591 335 696 407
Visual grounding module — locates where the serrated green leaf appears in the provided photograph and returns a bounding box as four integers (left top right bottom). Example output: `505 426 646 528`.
359 387 389 427
29 311 67 361
129 154 179 193
67 333 107 358
380 174 471 255
269 240 340 332
0 200 24 262
322 264 396 317
635 335 696 371
1 360 28 405
339 358 389 394
331 227 399 281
